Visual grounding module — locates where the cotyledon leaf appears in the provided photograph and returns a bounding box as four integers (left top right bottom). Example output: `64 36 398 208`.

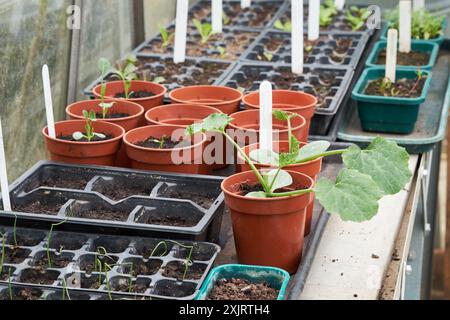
342 137 412 195
315 169 383 222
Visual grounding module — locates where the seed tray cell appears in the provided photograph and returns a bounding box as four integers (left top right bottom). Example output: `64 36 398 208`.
244 31 369 69
188 0 284 29
134 26 259 62
0 162 225 242
0 226 220 300
83 56 234 98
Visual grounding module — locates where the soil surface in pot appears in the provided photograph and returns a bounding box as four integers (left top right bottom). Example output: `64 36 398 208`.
21 269 58 285
376 50 431 66
162 190 215 208
114 91 156 99
13 201 63 216
234 181 309 197
364 76 427 98
0 288 43 300
4 247 29 264
72 207 128 222
58 133 113 142
69 274 103 290
32 254 72 269
0 268 14 281
162 261 206 281
134 136 191 149
142 215 198 228
125 260 161 277
95 113 131 119
94 183 153 201
112 279 148 294
208 278 279 300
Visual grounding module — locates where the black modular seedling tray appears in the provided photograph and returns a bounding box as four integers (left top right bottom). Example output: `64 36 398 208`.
83 55 235 98
188 0 284 30
134 26 260 62
0 162 225 242
244 30 369 69
220 63 354 136
273 3 375 35
0 225 220 300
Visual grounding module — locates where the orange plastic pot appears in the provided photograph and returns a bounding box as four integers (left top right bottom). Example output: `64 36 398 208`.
238 141 323 236
145 104 226 172
66 99 145 168
43 120 125 166
222 170 314 274
169 85 243 115
92 80 167 112
123 125 207 174
229 110 308 146
243 90 317 134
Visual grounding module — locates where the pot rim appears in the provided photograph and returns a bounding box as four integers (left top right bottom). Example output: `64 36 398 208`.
123 124 207 152
42 120 125 145
228 110 307 134
169 85 244 106
145 103 223 126
92 80 168 102
243 89 318 110
66 99 145 122
221 170 314 201
239 141 323 168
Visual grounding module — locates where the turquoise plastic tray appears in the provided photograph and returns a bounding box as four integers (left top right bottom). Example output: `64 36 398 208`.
366 41 440 71
195 264 290 300
338 39 450 154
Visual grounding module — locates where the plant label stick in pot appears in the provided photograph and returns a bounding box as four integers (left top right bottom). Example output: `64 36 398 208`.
413 0 424 11
42 65 56 139
386 29 398 83
292 0 304 75
399 0 411 53
212 0 223 33
241 0 251 9
308 0 320 41
173 0 189 64
0 119 11 212
259 81 273 154
335 0 345 11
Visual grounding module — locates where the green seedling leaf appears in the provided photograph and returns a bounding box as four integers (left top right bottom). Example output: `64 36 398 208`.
72 132 84 141
249 149 279 166
266 169 293 193
99 102 115 110
193 19 213 44
223 11 231 25
273 110 291 121
315 169 383 222
186 113 233 135
246 191 268 198
98 58 111 76
296 141 331 163
94 133 106 139
342 137 412 196
153 76 166 84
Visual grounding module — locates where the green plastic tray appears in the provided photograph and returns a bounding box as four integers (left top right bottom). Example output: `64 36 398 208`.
195 264 290 300
338 39 450 154
366 40 440 71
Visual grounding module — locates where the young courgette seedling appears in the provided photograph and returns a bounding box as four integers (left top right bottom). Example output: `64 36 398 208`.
159 24 175 48
187 113 412 222
72 111 106 142
193 19 214 44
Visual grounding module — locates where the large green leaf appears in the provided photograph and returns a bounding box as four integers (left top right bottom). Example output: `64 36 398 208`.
315 169 383 222
266 169 293 193
186 114 232 136
342 137 411 195
296 141 331 163
249 149 279 166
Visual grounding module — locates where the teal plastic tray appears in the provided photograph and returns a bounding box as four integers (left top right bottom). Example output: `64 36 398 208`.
338 39 450 154
366 41 440 71
195 264 290 300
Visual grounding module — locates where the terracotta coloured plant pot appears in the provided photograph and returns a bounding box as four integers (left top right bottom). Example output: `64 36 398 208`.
43 120 125 166
123 125 207 174
222 170 314 274
238 141 323 236
92 80 167 112
229 110 308 146
169 85 243 115
145 104 227 172
66 99 145 168
243 90 317 134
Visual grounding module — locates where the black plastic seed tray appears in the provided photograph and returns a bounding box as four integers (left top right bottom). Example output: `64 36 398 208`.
188 0 285 30
82 55 235 98
0 162 225 242
0 225 220 300
220 62 353 136
244 30 369 69
134 26 260 62
272 3 375 35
